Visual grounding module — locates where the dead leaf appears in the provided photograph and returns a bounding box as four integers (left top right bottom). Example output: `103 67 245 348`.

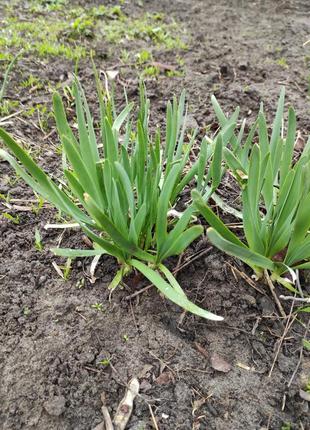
155 371 174 385
210 353 232 373
299 389 310 402
106 70 119 80
194 342 208 359
138 364 153 378
294 130 305 151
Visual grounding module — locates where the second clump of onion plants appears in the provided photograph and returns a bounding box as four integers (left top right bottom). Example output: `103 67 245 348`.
193 88 310 292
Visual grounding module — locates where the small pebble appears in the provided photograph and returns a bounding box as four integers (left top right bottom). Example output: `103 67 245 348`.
43 395 66 417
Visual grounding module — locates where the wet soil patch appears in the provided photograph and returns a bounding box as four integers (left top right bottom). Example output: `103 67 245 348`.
1 0 310 429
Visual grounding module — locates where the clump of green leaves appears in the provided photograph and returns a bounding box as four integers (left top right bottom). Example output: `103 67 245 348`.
193 88 310 290
0 75 228 321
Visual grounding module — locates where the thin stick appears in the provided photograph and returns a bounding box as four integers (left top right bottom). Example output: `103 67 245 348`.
268 299 296 378
125 283 153 301
264 271 286 318
279 295 310 304
149 350 176 376
0 109 24 123
102 405 114 430
148 404 159 430
129 299 139 331
173 246 212 274
227 262 265 295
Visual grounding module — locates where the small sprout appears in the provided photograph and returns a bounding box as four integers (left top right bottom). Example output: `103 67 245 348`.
303 339 310 351
98 358 110 366
0 192 10 203
76 277 85 289
276 57 288 68
136 49 151 65
91 302 104 312
21 75 43 90
23 306 31 316
142 65 159 77
0 100 19 116
31 195 44 215
63 258 72 280
123 334 129 342
34 228 43 251
53 258 72 280
120 49 130 63
2 212 20 224
166 70 184 78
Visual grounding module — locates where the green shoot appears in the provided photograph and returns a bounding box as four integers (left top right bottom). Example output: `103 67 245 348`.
2 212 20 224
34 228 43 251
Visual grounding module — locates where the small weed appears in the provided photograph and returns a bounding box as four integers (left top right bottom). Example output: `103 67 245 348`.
0 192 11 203
166 69 184 77
303 339 310 351
141 65 160 78
0 52 13 61
123 334 129 342
104 13 187 49
23 306 31 316
120 49 130 63
30 0 68 13
31 195 44 215
21 75 44 89
76 278 85 289
136 49 152 65
91 302 104 312
304 55 310 67
67 15 95 39
62 258 72 280
0 100 19 116
276 57 288 68
98 358 110 366
34 228 43 251
23 104 53 131
2 212 20 224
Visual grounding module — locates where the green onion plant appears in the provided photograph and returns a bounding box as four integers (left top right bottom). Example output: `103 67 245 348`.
193 88 310 291
0 77 229 321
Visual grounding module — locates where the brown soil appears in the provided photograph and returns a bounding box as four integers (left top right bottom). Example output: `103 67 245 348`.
0 1 310 429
